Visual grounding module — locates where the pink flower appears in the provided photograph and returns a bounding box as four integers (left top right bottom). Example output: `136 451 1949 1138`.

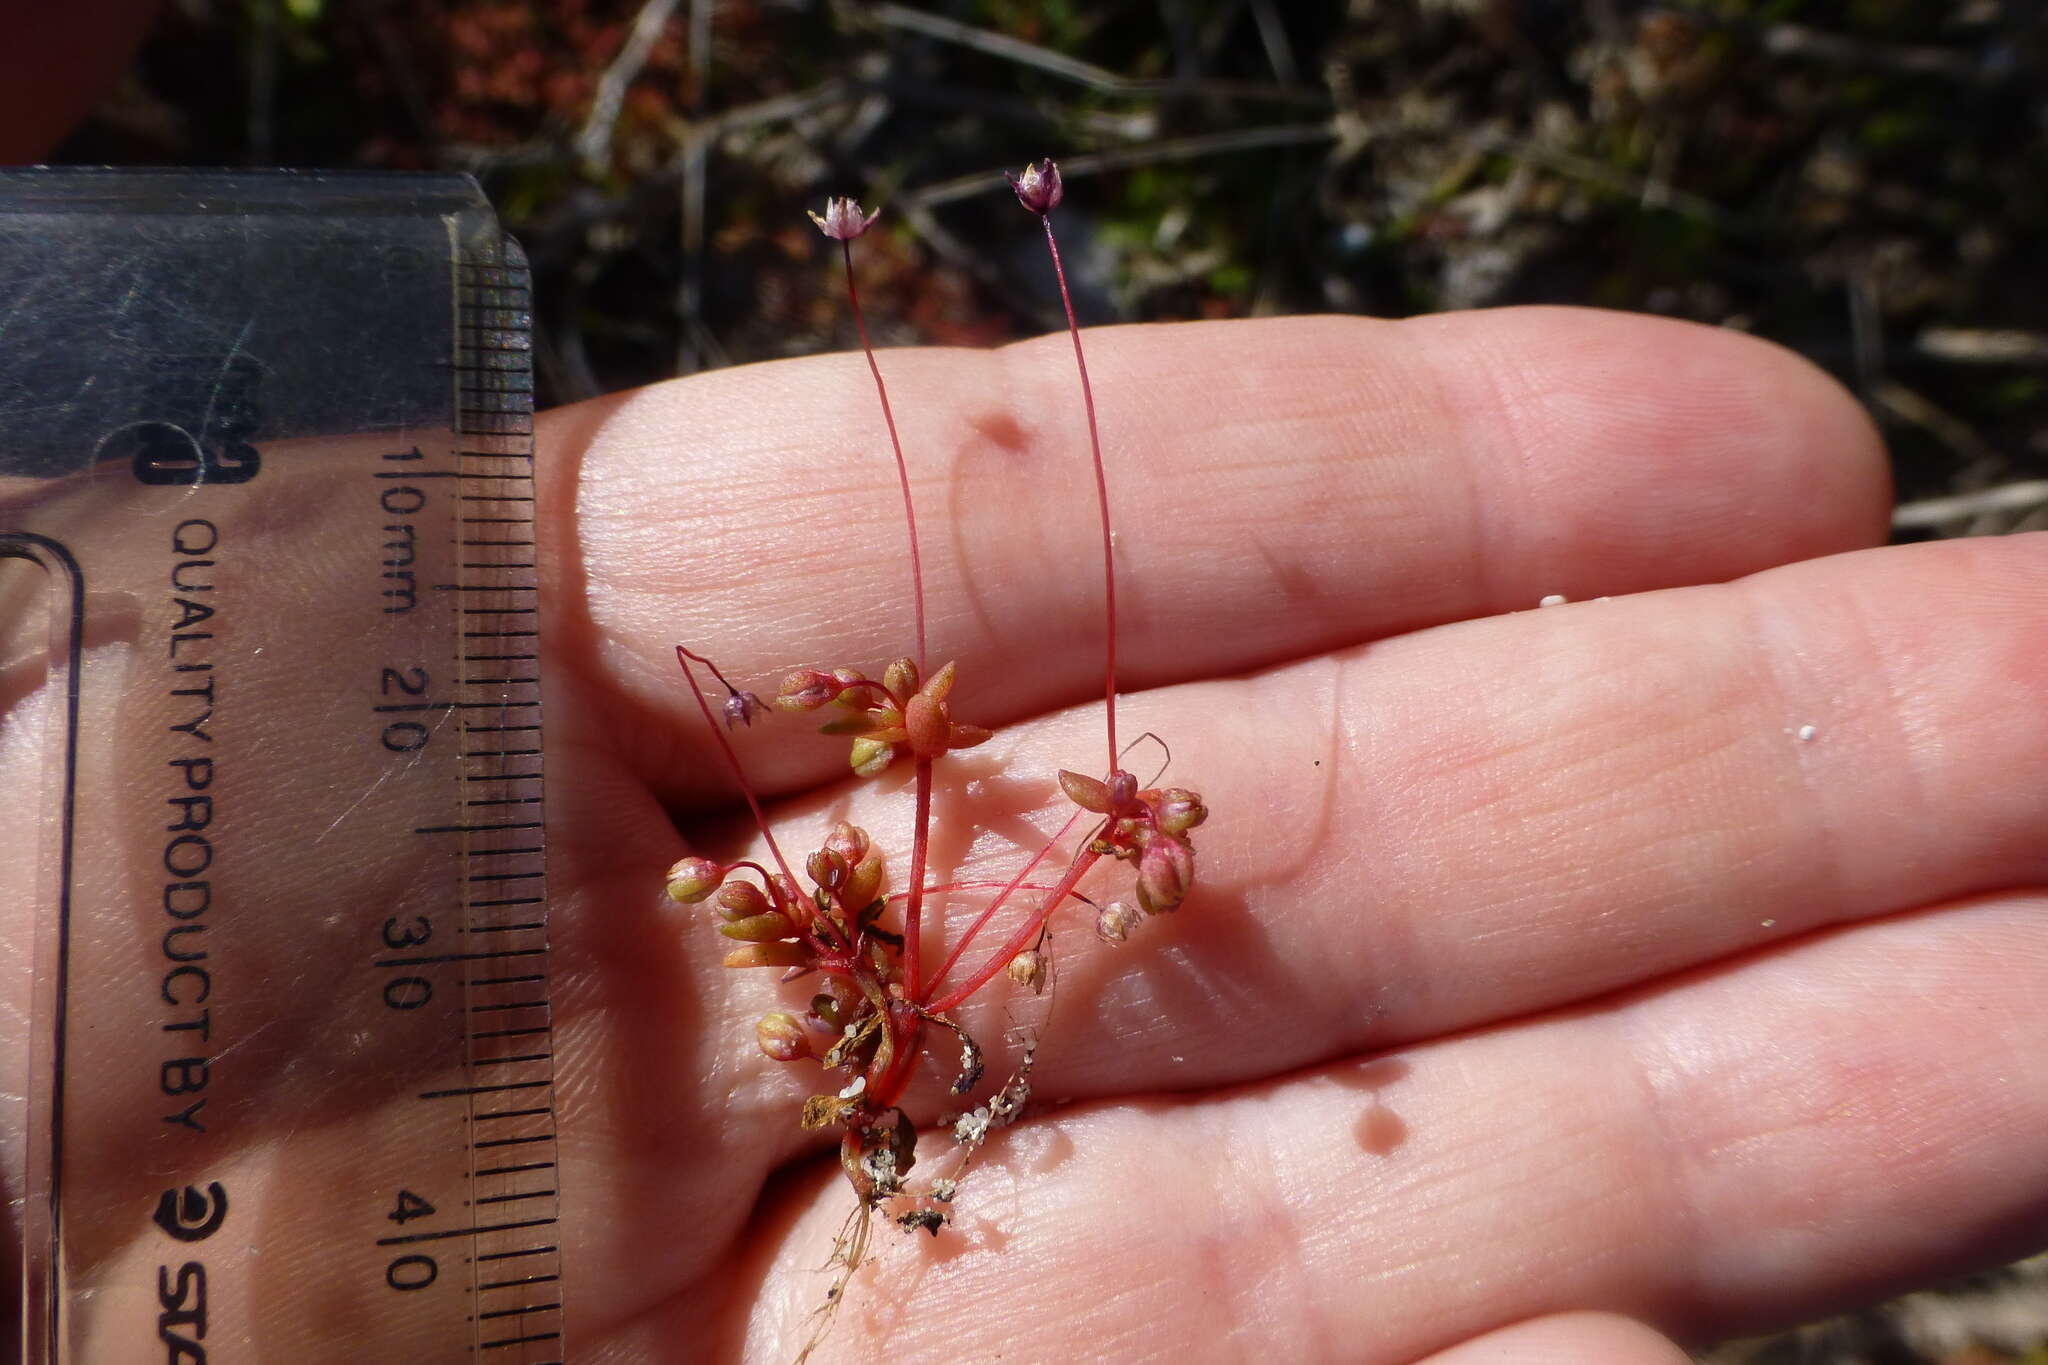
1007 159 1063 215
776 669 839 711
807 196 880 240
1136 834 1194 914
663 856 725 904
723 689 765 729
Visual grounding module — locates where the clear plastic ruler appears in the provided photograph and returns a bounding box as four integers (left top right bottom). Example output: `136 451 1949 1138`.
1 170 563 1363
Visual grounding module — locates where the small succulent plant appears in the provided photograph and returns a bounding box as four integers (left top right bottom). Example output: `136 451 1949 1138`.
666 160 1207 1358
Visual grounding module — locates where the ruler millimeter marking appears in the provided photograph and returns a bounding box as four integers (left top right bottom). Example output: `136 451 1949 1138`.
1 171 563 1363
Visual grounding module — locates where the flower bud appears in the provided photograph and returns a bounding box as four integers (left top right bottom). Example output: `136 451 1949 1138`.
905 692 950 759
776 669 838 711
883 657 920 700
807 847 848 892
757 1011 813 1062
1006 948 1047 993
849 735 895 777
1136 835 1195 914
769 874 802 910
919 659 959 703
1095 900 1144 942
722 941 809 969
1108 769 1138 810
807 196 880 241
717 912 799 942
664 856 724 904
1152 787 1208 836
1058 769 1113 813
824 822 871 867
843 851 885 910
947 722 994 750
1007 159 1063 215
714 879 771 921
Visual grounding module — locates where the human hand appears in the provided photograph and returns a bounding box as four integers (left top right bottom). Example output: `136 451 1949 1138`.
539 308 2046 1362
11 308 2040 1362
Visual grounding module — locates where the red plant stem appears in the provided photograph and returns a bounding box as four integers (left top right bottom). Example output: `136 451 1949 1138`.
866 1010 927 1111
1040 214 1118 772
841 236 939 1002
841 238 926 675
905 758 933 996
844 975 901 1093
923 807 1087 993
885 879 1063 904
673 646 800 891
804 890 858 956
923 846 1103 1016
802 924 846 958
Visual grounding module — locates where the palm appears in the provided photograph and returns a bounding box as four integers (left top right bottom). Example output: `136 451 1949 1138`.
526 311 2043 1362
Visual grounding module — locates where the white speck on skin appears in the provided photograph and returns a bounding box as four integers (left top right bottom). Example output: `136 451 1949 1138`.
1538 594 1568 608
1762 919 1777 928
953 1107 992 1144
1796 724 1818 742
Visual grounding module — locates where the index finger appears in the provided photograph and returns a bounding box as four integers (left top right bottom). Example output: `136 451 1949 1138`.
537 308 1888 804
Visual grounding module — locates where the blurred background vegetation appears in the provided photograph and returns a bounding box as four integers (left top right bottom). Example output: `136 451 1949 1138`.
52 2 2048 1360
59 0 2048 542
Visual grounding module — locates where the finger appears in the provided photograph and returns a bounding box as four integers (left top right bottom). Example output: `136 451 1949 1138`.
692 533 2048 1115
710 892 2048 1364
537 309 1887 802
1412 1313 1692 1365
